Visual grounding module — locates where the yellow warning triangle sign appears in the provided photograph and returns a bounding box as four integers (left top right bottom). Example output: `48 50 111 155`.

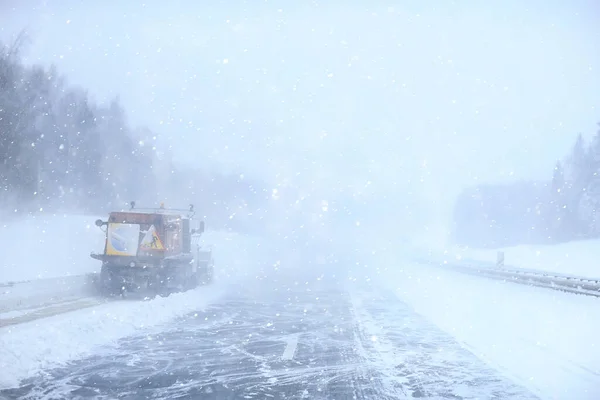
140 225 165 250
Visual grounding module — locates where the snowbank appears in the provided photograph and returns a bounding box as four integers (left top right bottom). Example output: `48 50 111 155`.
0 214 105 283
379 263 600 400
445 240 600 279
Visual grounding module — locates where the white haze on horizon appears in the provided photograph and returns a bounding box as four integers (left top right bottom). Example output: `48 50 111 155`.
1 1 599 246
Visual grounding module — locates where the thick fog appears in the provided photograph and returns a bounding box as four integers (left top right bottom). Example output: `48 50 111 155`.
1 1 599 255
3 5 600 398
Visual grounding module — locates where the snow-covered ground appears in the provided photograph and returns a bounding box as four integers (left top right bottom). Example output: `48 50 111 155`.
0 214 105 283
377 262 600 400
3 213 600 398
414 238 600 280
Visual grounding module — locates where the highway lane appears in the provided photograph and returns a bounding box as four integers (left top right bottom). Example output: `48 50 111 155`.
1 278 538 399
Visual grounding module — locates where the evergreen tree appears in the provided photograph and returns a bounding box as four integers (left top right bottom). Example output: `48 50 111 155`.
562 133 591 238
578 125 600 236
564 134 589 188
0 36 269 227
548 160 567 240
551 160 565 194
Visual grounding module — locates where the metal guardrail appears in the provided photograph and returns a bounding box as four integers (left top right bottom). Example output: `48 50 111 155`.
415 256 600 298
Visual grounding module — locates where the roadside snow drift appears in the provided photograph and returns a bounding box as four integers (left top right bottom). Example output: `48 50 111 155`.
0 214 105 283
412 237 600 280
447 240 600 279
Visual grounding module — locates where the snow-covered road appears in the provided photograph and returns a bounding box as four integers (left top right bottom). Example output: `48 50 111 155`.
0 277 537 399
1 214 597 399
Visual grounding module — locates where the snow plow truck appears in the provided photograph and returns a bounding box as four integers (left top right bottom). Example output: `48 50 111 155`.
90 202 214 297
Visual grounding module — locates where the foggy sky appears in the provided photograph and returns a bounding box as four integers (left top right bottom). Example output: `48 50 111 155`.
1 0 599 231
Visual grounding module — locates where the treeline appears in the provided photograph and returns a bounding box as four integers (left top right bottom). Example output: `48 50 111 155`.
451 127 600 248
0 35 269 230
